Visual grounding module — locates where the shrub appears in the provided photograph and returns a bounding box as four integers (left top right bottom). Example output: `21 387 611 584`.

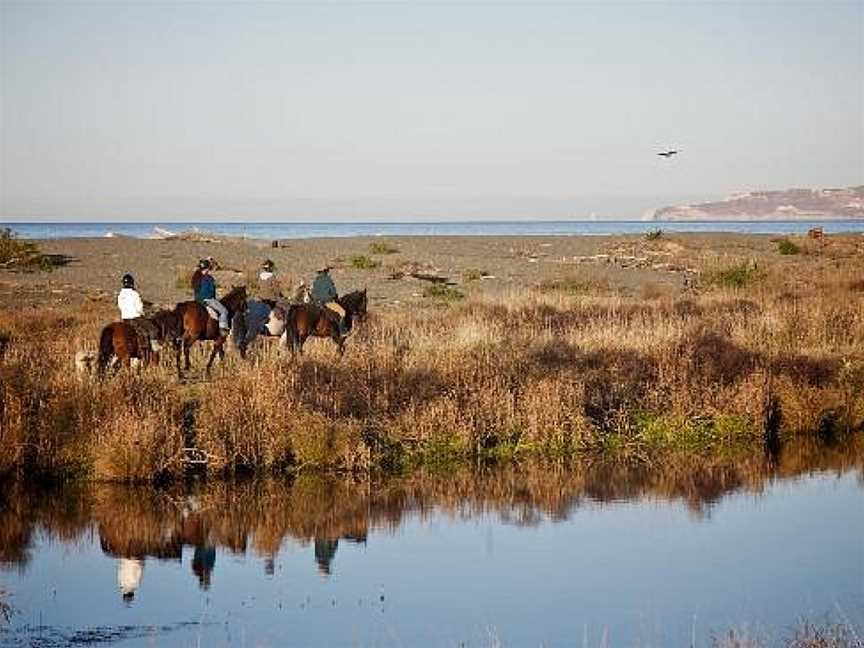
423 283 464 301
351 255 381 270
645 228 663 241
368 242 399 255
777 239 801 255
0 228 50 271
538 277 608 295
174 270 191 290
462 268 488 282
706 262 763 289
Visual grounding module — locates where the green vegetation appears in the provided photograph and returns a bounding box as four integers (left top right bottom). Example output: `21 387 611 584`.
706 261 764 289
777 238 801 255
422 283 464 301
538 277 607 295
350 255 381 270
174 270 191 290
645 228 663 241
462 268 488 282
368 241 400 255
0 228 51 271
3 261 864 481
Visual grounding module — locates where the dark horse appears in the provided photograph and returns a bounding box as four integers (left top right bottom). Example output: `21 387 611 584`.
97 309 182 374
173 286 247 377
283 289 367 355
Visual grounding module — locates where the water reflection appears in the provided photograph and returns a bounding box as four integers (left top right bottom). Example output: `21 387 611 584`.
1 436 861 601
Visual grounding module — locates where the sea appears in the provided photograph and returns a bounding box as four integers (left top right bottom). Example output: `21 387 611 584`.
3 220 864 240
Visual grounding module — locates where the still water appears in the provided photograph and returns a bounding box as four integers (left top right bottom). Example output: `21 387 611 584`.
1 442 862 647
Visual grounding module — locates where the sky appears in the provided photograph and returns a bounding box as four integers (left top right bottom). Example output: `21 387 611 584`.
1 1 862 221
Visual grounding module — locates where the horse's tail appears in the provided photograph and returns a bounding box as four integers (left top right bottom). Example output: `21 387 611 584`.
97 325 114 374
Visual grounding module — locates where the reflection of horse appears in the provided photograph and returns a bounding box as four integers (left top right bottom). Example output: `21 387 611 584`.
173 286 247 377
282 289 367 355
97 309 181 374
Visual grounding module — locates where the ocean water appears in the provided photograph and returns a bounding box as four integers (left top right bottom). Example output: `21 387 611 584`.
3 220 864 239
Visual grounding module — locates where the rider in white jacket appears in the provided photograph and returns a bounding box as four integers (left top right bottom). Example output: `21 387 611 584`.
117 274 160 350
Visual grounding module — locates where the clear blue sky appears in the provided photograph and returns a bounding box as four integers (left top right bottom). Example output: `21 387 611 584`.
1 1 861 221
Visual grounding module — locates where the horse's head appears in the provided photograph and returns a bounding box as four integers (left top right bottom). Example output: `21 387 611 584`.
341 288 368 321
222 285 248 314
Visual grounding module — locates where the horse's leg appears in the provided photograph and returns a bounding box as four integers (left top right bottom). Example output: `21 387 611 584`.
183 336 192 371
175 341 183 379
205 340 221 376
333 329 345 357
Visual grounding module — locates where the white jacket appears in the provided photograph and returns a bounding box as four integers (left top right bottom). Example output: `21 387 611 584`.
118 288 144 320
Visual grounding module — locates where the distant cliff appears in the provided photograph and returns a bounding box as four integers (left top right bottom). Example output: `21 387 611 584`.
651 186 864 220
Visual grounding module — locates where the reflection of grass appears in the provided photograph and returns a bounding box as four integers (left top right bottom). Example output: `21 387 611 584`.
0 588 13 623
369 242 399 255
351 255 380 270
423 283 464 301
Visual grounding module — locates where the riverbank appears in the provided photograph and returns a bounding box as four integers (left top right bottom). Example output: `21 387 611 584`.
1 232 863 480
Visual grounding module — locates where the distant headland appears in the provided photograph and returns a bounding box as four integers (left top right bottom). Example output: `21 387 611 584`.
650 186 864 221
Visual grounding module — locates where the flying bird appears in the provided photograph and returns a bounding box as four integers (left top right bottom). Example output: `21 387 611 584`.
657 150 679 158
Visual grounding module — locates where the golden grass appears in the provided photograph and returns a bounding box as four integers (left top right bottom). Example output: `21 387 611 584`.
1 255 864 480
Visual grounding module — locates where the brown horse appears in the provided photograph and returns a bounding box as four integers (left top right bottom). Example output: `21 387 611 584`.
97 309 181 375
173 286 247 377
283 289 367 356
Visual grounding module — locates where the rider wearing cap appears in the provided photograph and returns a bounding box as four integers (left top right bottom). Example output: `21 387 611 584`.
191 259 230 333
256 258 284 302
117 274 160 350
311 265 347 335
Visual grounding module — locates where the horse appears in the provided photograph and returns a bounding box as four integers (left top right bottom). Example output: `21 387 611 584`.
173 285 248 377
228 284 312 354
282 289 367 356
96 309 181 375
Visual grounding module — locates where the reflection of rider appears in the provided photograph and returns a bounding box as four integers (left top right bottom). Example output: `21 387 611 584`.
117 274 160 351
118 557 144 602
313 537 339 576
191 259 229 333
311 266 347 336
192 545 216 590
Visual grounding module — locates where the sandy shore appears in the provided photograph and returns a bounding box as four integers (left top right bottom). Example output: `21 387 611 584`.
1 232 861 312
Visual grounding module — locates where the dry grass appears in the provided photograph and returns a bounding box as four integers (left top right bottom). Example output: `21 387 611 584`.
2 255 864 481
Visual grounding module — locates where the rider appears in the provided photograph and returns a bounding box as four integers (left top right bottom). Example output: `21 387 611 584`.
256 258 283 302
259 259 276 282
117 273 160 350
191 259 230 334
311 265 347 335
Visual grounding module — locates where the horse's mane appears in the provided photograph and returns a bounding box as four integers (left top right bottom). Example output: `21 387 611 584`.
149 309 181 340
339 289 367 312
221 286 247 312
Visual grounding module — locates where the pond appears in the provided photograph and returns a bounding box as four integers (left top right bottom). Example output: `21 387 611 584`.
1 438 862 647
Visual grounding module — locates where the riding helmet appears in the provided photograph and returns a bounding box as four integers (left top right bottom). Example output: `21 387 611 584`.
122 273 135 288
262 259 275 271
198 258 211 270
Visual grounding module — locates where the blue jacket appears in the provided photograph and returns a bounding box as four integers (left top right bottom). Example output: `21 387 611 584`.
311 272 337 304
195 274 217 303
